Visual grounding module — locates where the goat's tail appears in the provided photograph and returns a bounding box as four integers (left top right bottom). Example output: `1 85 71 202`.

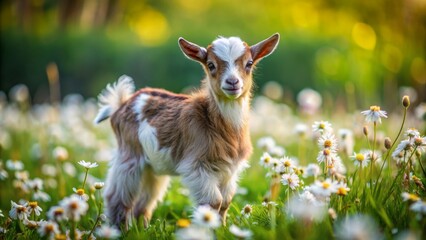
94 75 135 124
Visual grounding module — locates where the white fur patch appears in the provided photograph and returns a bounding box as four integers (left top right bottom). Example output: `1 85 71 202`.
217 98 249 129
138 120 175 175
212 37 246 63
133 93 151 121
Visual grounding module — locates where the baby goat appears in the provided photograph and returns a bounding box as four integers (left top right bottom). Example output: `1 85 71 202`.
94 33 280 228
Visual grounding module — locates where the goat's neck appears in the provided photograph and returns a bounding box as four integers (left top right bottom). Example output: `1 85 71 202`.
206 87 250 130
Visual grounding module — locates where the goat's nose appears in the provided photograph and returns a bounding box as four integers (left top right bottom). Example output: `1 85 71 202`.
226 78 240 86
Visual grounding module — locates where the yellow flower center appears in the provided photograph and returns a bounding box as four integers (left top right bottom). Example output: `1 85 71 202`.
176 219 191 228
264 157 270 163
243 206 252 214
324 140 332 148
70 202 78 210
323 149 331 156
45 224 54 232
284 161 291 167
17 206 26 213
55 234 67 240
337 187 348 196
407 193 420 201
370 106 381 111
203 213 212 222
54 208 64 216
355 153 365 161
29 201 38 208
322 181 330 189
76 189 85 196
319 123 325 129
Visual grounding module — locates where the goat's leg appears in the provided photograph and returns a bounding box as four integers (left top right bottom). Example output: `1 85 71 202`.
219 179 238 225
104 153 142 229
180 168 223 211
133 165 170 228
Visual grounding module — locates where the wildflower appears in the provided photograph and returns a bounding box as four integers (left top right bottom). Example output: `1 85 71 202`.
317 148 336 165
328 208 337 220
229 225 253 239
63 162 76 176
15 171 29 181
405 128 420 139
275 156 295 174
23 219 40 229
6 159 24 171
78 160 99 169
262 201 278 207
392 140 413 161
27 178 51 202
402 192 420 202
297 88 322 115
259 152 273 168
338 129 354 155
9 201 29 220
304 164 321 178
350 151 371 168
59 195 89 221
336 182 350 196
241 204 253 218
384 137 392 150
287 192 326 222
409 200 426 214
361 105 387 124
310 179 338 198
192 205 221 229
269 145 286 157
175 226 213 240
53 146 69 161
28 201 42 216
95 224 121 239
73 188 89 201
312 121 332 134
402 95 410 108
37 221 60 238
47 206 67 221
94 182 105 190
334 214 381 240
0 161 8 180
41 164 57 177
294 123 308 137
257 137 276 152
413 137 426 151
0 210 4 218
281 173 300 190
318 132 338 151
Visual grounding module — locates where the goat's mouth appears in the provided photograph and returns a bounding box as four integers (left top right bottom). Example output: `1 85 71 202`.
222 87 243 97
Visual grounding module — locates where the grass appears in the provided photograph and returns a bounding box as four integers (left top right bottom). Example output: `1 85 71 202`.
0 91 425 239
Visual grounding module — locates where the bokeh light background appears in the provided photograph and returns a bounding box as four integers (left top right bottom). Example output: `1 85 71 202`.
1 0 425 109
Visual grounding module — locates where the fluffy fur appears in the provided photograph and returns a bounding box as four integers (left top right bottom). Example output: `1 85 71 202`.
95 34 280 228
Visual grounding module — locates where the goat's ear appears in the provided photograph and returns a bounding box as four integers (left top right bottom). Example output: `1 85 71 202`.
178 37 207 63
250 33 280 63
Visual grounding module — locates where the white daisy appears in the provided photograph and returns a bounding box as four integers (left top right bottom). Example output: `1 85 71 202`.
59 195 89 221
192 205 221 229
240 204 252 218
6 159 24 171
310 179 338 198
350 151 371 168
47 206 67 221
72 188 89 201
318 132 338 151
78 160 99 169
401 192 420 202
404 128 420 139
37 220 60 238
175 226 213 240
53 146 69 161
257 137 276 152
410 200 426 214
95 224 121 239
229 225 253 239
281 173 300 190
334 214 382 240
312 121 333 134
317 149 337 165
9 201 29 220
94 182 105 190
336 182 350 196
304 164 321 178
392 140 413 162
259 152 273 168
287 191 326 222
27 178 51 202
361 105 387 124
28 201 42 216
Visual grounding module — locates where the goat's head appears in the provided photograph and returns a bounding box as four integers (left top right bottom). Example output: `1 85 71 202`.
178 33 280 101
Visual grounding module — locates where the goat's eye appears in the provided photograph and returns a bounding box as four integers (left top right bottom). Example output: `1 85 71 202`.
245 60 253 70
207 62 216 71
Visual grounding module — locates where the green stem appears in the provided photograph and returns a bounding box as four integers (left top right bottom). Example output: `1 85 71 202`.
82 168 89 189
375 107 407 193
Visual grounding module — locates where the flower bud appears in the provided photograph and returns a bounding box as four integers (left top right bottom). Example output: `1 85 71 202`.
402 95 410 108
363 126 368 136
384 137 392 150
